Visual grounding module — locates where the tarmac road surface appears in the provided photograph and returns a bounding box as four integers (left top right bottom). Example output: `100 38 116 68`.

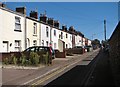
43 50 116 87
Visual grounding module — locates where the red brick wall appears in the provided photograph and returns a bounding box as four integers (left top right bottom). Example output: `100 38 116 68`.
55 51 66 58
0 52 21 62
109 22 120 86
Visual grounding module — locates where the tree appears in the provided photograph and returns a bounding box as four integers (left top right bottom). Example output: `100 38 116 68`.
92 39 101 48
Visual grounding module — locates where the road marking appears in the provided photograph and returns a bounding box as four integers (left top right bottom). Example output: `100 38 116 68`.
31 67 66 86
22 49 99 86
21 67 61 86
31 57 86 86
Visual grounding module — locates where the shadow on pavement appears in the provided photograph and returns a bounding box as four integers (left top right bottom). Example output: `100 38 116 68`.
43 50 116 87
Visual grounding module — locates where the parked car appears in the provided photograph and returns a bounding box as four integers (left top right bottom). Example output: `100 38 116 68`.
24 46 55 60
84 46 93 52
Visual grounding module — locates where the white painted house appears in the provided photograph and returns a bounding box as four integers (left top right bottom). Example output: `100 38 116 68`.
75 34 83 47
51 27 59 50
66 32 72 48
26 17 40 48
0 4 92 53
58 25 72 49
82 37 86 46
40 23 51 47
88 39 92 46
0 6 26 52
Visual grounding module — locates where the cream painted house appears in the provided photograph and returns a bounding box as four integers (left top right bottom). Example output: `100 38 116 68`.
26 17 40 48
0 6 26 52
58 29 73 49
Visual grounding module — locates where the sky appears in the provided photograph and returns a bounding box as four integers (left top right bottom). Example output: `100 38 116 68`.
4 2 118 41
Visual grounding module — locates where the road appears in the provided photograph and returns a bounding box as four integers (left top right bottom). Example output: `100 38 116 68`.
42 50 115 87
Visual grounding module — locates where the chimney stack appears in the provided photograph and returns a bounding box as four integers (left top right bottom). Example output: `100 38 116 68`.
69 26 74 31
62 25 67 32
30 11 38 19
54 20 59 28
47 18 54 26
40 14 47 23
0 3 6 7
16 7 26 14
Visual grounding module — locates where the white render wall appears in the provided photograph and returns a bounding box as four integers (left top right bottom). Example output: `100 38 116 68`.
88 39 92 46
64 32 72 49
58 30 72 49
75 35 82 47
0 8 3 52
1 8 25 52
67 33 72 48
40 23 51 47
51 27 59 50
26 18 40 48
82 37 86 46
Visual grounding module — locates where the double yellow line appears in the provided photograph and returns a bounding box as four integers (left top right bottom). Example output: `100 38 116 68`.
31 66 67 86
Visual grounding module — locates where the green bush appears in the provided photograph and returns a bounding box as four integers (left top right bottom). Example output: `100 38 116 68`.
21 53 26 66
8 54 15 64
43 52 51 65
13 56 17 65
3 52 48 66
3 57 9 65
30 52 40 66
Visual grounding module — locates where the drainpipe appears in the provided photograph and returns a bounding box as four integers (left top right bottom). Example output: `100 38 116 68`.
24 15 27 49
39 23 41 46
50 26 52 47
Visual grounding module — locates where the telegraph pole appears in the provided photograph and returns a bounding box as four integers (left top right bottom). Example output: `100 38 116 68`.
104 19 107 41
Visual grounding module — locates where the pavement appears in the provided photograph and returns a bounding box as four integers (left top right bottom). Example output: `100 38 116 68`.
85 49 115 87
1 49 100 86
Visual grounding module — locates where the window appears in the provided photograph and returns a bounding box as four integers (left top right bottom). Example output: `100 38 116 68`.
46 27 49 37
61 32 63 39
54 43 56 49
66 34 68 38
54 30 56 36
66 44 68 48
15 17 21 31
15 40 21 52
42 40 44 46
33 23 37 35
46 41 49 46
33 40 37 46
59 34 61 39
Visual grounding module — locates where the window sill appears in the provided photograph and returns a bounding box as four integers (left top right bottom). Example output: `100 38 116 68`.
15 47 20 48
14 29 22 32
33 34 37 36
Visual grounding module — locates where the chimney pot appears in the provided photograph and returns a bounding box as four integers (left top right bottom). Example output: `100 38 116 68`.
30 11 38 19
40 13 47 23
47 18 54 26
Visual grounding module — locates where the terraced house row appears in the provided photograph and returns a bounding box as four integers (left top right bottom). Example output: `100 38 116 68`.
0 4 92 53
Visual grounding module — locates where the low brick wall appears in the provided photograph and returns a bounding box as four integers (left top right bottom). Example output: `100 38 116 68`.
0 52 21 62
55 51 66 58
66 48 85 54
109 22 120 86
